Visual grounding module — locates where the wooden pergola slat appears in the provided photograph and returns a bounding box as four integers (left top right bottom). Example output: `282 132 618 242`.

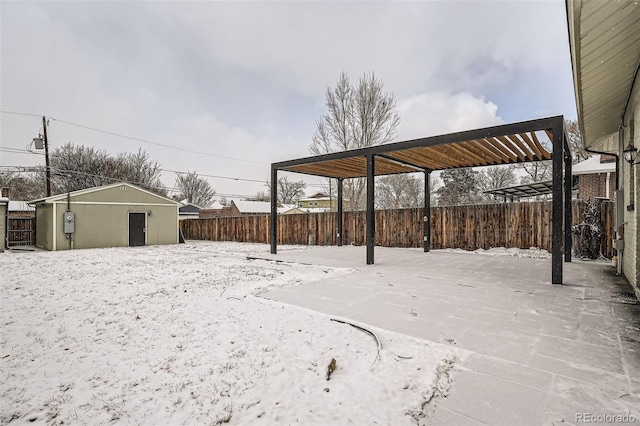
531 131 552 160
519 132 543 159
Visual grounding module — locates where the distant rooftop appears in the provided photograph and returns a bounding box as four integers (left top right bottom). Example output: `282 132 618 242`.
233 200 272 214
572 155 616 175
8 201 35 212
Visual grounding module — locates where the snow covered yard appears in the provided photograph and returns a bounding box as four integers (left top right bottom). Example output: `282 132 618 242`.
1 241 459 425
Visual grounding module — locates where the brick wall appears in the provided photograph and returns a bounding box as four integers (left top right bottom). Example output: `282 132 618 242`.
578 172 616 201
622 63 639 297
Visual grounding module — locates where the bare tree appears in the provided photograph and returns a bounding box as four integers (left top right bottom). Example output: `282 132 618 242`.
251 190 270 202
565 119 590 164
0 172 46 200
45 143 167 196
274 176 306 204
309 71 400 210
436 168 484 206
116 149 166 196
175 171 216 207
375 174 424 209
518 161 552 184
49 143 113 192
261 177 306 204
479 165 517 202
515 133 553 184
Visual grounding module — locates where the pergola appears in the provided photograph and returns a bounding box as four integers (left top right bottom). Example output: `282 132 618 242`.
271 115 572 284
484 180 554 201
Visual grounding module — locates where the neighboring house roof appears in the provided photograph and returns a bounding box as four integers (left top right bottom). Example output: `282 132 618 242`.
29 182 180 205
209 201 225 210
566 0 640 152
179 204 201 214
299 196 333 202
8 201 35 212
277 205 304 214
307 192 330 199
572 155 616 176
232 200 272 214
300 207 332 213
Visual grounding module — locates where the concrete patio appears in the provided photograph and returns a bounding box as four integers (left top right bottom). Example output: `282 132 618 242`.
260 246 640 425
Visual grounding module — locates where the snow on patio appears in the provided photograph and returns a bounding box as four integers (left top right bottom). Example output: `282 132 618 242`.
1 241 459 425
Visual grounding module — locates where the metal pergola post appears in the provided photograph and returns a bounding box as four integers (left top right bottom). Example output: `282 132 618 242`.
564 140 572 263
270 166 278 254
424 170 431 252
337 178 343 247
551 116 564 284
366 154 375 264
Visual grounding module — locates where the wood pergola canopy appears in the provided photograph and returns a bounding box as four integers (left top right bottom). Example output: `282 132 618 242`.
276 117 556 179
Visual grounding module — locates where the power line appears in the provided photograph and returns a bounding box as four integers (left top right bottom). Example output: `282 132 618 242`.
0 165 262 199
53 117 269 165
1 148 325 187
0 147 44 156
164 168 267 184
1 110 269 165
1 110 330 188
0 111 42 118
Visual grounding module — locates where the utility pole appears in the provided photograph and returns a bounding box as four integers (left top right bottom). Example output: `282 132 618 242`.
42 116 51 196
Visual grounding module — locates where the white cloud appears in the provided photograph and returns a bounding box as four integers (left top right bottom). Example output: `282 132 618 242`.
397 92 503 140
1 0 576 199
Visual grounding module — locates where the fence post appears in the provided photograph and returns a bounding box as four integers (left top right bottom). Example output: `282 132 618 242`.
337 178 343 247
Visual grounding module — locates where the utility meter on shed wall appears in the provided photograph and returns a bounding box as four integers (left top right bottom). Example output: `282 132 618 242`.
64 211 75 234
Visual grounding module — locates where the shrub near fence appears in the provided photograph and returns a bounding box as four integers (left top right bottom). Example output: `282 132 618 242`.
180 200 615 258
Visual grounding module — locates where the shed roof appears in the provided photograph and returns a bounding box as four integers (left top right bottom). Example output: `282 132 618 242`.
275 116 557 179
30 182 180 205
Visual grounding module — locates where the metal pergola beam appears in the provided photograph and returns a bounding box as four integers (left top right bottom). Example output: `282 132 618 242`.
377 153 428 172
272 116 560 172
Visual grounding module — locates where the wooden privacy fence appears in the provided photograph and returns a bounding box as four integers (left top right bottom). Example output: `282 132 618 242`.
7 217 36 247
180 201 615 258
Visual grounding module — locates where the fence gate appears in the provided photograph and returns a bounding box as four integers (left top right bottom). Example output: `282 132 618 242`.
7 217 35 247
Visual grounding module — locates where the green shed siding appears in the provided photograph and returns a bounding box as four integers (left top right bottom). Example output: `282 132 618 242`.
52 203 177 250
35 204 53 251
34 183 178 251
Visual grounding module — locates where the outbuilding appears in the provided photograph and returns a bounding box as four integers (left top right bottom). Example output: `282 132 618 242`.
31 182 180 251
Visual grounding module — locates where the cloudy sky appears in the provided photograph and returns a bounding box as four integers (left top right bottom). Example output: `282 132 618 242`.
1 0 576 201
